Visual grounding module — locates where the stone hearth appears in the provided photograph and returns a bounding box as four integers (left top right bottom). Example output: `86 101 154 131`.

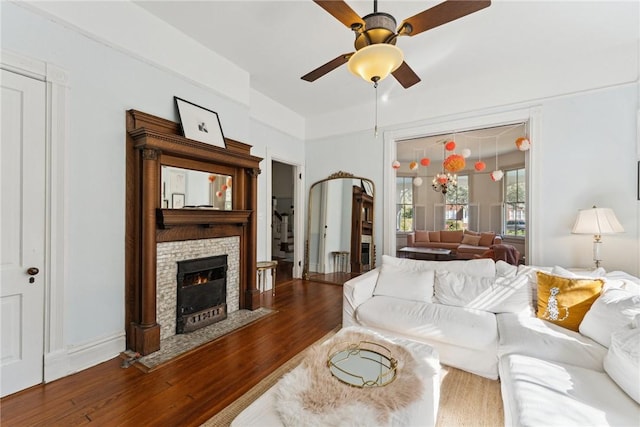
157 237 239 340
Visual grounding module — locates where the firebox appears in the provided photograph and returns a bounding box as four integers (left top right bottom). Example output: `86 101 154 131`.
176 254 227 334
361 242 370 268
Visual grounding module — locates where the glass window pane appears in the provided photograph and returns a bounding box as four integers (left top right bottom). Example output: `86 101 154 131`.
396 177 414 232
445 175 468 230
504 168 526 236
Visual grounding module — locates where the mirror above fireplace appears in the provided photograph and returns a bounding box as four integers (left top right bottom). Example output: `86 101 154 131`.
161 166 232 210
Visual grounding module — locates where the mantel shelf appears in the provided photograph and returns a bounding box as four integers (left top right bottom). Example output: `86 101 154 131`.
156 209 251 229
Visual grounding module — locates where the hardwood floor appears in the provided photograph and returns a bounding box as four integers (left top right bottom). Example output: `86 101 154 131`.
0 280 343 426
306 271 360 285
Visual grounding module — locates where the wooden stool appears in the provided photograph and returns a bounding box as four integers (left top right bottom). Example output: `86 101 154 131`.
331 251 350 273
257 260 278 296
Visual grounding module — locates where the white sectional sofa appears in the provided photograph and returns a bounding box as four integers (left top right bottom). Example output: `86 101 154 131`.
343 254 640 426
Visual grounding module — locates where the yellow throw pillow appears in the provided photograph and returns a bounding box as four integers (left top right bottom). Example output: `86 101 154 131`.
536 272 603 331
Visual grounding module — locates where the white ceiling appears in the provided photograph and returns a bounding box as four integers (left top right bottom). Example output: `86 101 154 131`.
133 0 639 125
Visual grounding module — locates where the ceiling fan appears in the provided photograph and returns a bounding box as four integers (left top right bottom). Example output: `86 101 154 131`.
301 0 491 88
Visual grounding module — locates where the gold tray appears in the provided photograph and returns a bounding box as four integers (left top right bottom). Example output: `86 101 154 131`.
327 340 397 388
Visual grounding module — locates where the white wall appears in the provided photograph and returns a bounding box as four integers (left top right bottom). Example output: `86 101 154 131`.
534 85 638 273
1 2 304 377
308 84 640 276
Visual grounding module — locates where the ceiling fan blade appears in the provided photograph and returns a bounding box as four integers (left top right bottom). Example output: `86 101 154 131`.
301 53 353 82
399 0 491 37
392 62 421 89
313 0 365 29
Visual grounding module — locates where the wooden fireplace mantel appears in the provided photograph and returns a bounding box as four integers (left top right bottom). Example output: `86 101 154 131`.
156 209 252 229
125 109 263 355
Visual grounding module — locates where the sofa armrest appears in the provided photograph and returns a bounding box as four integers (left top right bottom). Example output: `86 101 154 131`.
407 233 416 246
342 268 380 327
493 235 503 244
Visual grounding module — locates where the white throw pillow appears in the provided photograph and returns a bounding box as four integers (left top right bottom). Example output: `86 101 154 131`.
604 326 640 404
496 260 518 278
382 254 496 277
373 263 435 303
606 271 640 285
516 265 554 309
605 271 640 294
434 271 532 314
579 287 640 347
552 265 636 293
552 265 607 279
633 313 640 328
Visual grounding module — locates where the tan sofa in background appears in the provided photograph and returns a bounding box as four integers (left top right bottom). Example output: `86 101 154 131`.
406 230 502 259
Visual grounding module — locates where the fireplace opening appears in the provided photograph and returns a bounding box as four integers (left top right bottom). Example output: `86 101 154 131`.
176 254 228 334
361 242 370 268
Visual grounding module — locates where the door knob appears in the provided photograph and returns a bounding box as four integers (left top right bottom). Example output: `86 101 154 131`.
27 267 39 276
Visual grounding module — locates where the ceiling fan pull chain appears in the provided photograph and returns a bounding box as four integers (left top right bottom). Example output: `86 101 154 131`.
374 81 379 137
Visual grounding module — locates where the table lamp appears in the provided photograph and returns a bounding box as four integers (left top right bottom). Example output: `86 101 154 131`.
571 206 624 268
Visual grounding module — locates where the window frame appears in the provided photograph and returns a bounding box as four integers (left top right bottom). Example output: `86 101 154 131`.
503 167 526 238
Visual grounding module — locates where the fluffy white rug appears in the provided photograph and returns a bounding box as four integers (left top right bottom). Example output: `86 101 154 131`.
274 329 426 426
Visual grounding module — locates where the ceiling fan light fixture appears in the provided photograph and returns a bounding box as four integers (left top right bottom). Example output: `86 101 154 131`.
347 44 403 83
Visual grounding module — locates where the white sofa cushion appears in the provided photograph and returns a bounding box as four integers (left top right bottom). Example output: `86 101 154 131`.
382 255 496 277
496 260 518 278
579 287 640 347
356 295 498 350
434 271 532 315
497 313 607 371
373 263 435 303
604 325 640 404
500 354 640 427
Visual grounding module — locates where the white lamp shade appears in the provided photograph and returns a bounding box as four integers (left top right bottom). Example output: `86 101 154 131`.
347 44 403 83
572 207 624 235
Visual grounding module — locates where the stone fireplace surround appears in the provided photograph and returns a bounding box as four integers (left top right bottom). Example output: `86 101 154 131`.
125 110 263 356
157 237 239 340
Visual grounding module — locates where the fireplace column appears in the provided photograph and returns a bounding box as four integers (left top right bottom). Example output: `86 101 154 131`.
244 167 261 310
132 148 161 355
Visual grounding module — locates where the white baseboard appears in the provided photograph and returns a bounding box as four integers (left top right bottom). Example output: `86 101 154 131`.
44 332 126 383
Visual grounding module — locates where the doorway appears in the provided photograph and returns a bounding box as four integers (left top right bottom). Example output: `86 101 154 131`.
271 160 295 285
383 107 540 263
395 123 529 262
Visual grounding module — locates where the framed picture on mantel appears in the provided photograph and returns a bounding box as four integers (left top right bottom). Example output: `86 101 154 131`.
174 96 226 148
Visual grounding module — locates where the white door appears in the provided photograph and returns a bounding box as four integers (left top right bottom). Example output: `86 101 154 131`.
1 69 46 397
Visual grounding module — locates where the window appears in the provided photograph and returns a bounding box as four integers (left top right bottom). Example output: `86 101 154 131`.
504 168 526 237
445 175 469 230
396 177 413 232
